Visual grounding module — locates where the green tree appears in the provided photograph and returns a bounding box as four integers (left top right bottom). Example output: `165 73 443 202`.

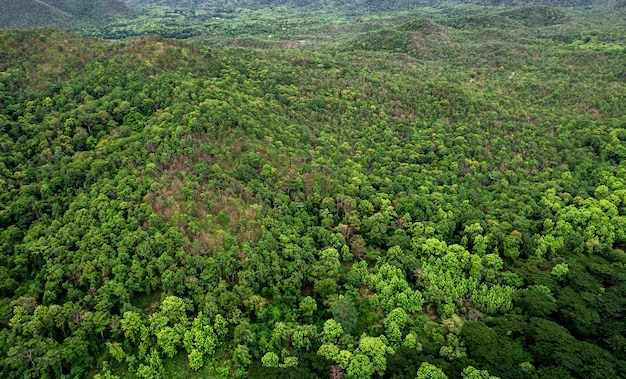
261 352 280 368
233 344 252 368
322 319 344 344
550 263 569 281
346 353 375 379
417 362 448 379
188 349 203 371
155 326 181 358
461 366 499 379
329 295 359 335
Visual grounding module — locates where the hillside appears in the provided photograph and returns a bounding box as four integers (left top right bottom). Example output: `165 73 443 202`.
1 3 626 379
1 0 612 46
0 0 131 29
344 18 452 56
44 0 132 18
0 0 73 29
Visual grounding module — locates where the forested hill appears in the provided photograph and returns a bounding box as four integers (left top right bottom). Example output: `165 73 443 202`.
0 0 609 35
119 0 600 9
1 7 626 379
0 0 131 29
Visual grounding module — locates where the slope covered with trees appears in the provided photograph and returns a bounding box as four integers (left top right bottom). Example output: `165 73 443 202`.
1 2 626 379
0 0 131 29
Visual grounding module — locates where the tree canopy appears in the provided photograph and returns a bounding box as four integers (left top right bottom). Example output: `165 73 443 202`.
1 1 626 378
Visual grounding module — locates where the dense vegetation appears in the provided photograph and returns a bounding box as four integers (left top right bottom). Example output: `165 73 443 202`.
0 0 131 30
1 1 626 379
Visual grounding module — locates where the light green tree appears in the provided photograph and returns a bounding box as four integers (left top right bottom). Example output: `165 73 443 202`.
346 353 375 379
417 362 448 379
155 326 181 358
160 296 187 325
470 284 514 314
461 365 500 379
403 333 422 351
365 263 423 313
318 343 341 363
354 334 392 377
106 342 125 363
121 311 142 343
261 352 280 368
279 356 298 368
551 263 569 281
188 349 203 370
322 319 344 343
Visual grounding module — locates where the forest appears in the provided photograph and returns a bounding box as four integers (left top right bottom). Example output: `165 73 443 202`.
1 0 626 378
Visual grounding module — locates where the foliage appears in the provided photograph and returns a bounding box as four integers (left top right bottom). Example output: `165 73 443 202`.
0 0 130 29
1 1 626 378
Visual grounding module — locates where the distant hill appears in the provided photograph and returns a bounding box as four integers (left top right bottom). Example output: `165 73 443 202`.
118 0 599 8
45 0 132 18
0 0 72 29
473 0 597 5
442 13 523 30
438 5 569 31
499 5 567 27
0 0 131 29
345 18 451 57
